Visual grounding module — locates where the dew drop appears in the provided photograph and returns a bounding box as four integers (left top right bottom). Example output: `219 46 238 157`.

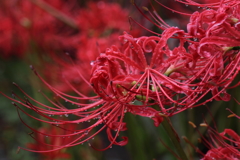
90 61 95 66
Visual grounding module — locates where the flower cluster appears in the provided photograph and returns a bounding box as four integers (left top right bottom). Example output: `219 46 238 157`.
0 0 78 57
1 0 240 154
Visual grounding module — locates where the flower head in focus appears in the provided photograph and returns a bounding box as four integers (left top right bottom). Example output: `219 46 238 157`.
1 0 240 154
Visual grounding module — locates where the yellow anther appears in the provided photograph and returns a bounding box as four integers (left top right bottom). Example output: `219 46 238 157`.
142 6 149 11
228 114 236 118
188 121 196 128
200 123 208 127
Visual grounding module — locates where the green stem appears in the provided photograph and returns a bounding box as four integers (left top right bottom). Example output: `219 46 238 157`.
161 115 188 160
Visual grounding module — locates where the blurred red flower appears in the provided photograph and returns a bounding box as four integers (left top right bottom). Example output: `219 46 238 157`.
27 124 76 160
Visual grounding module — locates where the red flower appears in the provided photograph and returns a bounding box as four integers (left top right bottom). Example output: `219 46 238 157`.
27 125 74 160
1 0 240 154
201 129 240 160
44 1 142 94
186 1 240 103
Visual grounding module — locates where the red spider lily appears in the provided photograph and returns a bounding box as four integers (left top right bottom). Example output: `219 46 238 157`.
0 7 28 57
186 1 240 103
1 0 239 154
76 1 131 37
0 0 78 58
186 120 240 160
44 1 142 94
200 128 240 160
139 0 240 108
27 124 75 160
187 0 240 52
1 24 239 152
1 28 194 152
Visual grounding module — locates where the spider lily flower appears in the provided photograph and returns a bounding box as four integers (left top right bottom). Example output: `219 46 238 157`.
0 27 191 152
186 121 240 160
27 125 75 160
1 0 240 153
2 24 239 152
187 0 240 55
186 1 240 103
201 128 240 160
0 0 78 58
44 1 142 94
90 27 206 115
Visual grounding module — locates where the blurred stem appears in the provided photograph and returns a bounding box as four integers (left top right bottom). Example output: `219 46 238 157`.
190 101 223 144
28 0 79 29
125 114 148 160
161 115 188 160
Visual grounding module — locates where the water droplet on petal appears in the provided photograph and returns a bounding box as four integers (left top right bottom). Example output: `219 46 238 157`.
90 61 95 66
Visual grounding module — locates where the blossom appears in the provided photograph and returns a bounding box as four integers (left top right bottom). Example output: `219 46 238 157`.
201 128 240 160
1 0 240 154
132 1 240 105
27 124 75 160
44 1 142 94
0 0 78 58
186 120 240 160
186 1 240 103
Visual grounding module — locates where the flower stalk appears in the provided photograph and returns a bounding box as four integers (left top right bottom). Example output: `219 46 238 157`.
161 114 188 160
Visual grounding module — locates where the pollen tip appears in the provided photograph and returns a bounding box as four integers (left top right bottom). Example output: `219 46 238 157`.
200 123 208 127
188 121 196 128
142 6 149 11
227 114 236 118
